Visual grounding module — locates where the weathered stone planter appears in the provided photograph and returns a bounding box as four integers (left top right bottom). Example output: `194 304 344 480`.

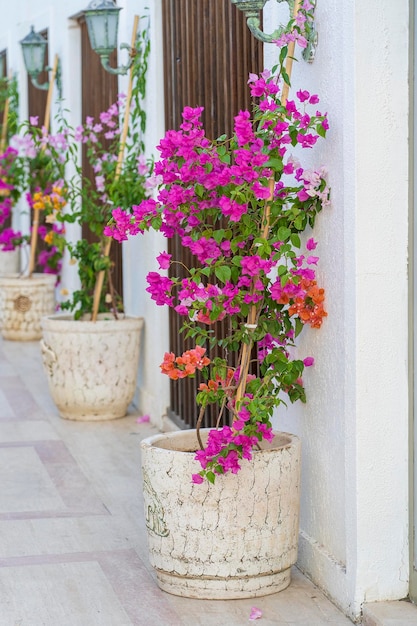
0 273 56 341
40 314 144 421
141 429 301 599
0 249 20 275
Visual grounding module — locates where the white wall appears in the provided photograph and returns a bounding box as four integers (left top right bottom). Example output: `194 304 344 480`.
120 0 171 428
265 0 410 619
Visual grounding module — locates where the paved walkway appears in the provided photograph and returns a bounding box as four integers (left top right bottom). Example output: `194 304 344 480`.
0 337 356 626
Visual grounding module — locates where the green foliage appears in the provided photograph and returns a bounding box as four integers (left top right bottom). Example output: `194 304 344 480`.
59 17 151 318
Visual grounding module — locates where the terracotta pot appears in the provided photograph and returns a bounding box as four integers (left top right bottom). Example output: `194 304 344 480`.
0 273 56 341
40 313 144 421
141 428 301 599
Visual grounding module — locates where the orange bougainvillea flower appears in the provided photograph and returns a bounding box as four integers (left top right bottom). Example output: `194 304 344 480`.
289 279 327 328
160 346 211 380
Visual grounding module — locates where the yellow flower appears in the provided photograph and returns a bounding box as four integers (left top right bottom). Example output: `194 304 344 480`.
60 288 69 296
69 257 77 265
44 231 54 245
32 191 46 210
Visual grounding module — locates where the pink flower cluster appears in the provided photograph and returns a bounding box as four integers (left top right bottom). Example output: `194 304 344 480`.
192 423 274 484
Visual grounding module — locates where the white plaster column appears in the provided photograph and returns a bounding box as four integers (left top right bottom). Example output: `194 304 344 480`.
264 0 410 620
122 0 170 427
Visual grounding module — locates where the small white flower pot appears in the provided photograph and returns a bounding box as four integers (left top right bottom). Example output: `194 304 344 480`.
0 249 20 275
40 314 144 421
0 273 56 341
141 429 301 599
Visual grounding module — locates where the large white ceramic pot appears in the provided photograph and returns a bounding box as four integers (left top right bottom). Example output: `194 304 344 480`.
0 249 20 275
40 314 144 421
141 429 301 599
0 273 56 341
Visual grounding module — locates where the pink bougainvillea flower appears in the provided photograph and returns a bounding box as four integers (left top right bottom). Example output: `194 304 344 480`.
136 414 150 423
296 89 310 102
303 357 315 367
249 606 263 620
306 237 317 250
156 251 172 269
192 473 204 484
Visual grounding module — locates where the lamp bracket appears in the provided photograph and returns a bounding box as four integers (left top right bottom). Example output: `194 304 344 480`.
99 42 135 76
232 0 318 62
29 75 49 91
28 58 62 98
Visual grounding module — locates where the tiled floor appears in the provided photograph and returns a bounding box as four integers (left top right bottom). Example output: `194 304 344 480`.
0 337 355 626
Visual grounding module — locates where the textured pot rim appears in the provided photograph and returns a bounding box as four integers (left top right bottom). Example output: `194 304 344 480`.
41 312 144 332
141 428 299 456
0 272 56 285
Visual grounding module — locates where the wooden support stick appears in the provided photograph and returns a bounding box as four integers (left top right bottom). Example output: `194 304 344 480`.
0 74 12 154
91 16 139 321
28 56 58 277
234 1 301 411
281 0 302 106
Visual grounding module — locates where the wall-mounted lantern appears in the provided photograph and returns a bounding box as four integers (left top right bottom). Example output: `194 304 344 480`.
84 0 135 75
20 26 62 96
231 0 318 63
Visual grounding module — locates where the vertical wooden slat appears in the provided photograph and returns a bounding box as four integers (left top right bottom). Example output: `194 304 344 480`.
163 0 263 428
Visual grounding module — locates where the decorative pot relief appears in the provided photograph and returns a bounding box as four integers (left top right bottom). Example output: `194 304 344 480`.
0 274 56 341
143 470 170 538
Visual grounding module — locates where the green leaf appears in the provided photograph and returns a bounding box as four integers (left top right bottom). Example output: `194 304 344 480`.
277 226 291 241
215 265 231 283
265 157 283 170
282 68 291 86
293 215 305 230
206 471 215 484
279 45 288 65
213 229 225 244
295 317 304 337
195 183 205 198
290 233 301 248
317 124 326 138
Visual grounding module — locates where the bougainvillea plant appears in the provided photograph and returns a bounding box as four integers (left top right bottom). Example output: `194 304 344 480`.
107 1 329 484
0 146 27 252
10 118 70 276
59 21 152 319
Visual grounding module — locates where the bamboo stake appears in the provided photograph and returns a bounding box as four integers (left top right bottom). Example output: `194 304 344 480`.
0 73 12 154
28 54 59 277
91 15 139 322
234 0 301 408
281 0 302 106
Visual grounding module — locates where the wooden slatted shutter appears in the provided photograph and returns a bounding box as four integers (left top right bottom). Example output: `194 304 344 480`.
79 17 123 301
162 0 263 429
